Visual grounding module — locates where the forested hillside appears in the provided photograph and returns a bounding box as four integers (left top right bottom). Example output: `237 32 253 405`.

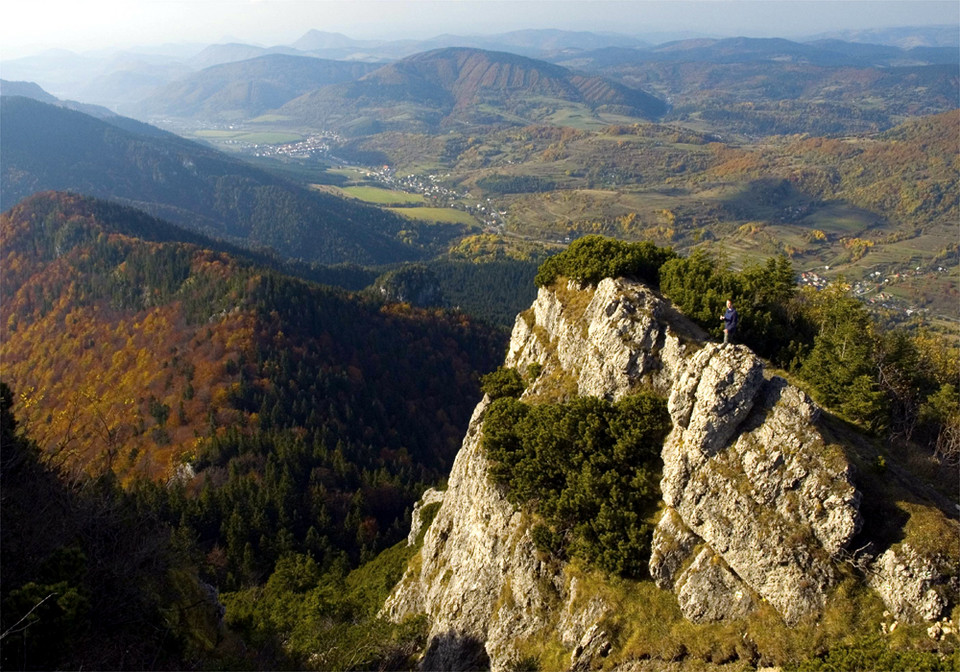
560 39 959 136
0 382 223 669
0 96 432 265
136 54 379 120
280 47 666 134
0 192 506 667
707 109 960 230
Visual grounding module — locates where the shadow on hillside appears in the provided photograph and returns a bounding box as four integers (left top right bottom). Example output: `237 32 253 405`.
720 177 812 222
420 630 491 671
651 286 712 344
818 409 959 559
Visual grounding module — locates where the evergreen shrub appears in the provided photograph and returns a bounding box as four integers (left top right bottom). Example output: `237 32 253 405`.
534 235 677 288
481 392 670 577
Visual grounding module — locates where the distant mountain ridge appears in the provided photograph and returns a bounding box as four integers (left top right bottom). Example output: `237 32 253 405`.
137 54 380 119
554 36 960 69
0 78 118 118
3 28 954 115
808 24 960 49
552 38 959 136
291 30 385 52
0 79 57 102
135 36 952 133
281 46 667 133
0 96 422 264
187 42 306 69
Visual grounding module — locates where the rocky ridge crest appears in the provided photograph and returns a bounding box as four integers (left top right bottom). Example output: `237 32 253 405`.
384 277 955 670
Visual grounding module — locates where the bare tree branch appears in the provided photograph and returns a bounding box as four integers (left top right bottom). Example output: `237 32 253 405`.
0 592 57 640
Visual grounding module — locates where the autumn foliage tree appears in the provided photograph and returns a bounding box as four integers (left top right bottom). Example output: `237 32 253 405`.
1 192 505 595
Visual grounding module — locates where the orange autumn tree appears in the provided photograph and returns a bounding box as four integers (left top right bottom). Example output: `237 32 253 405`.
1 194 257 482
2 192 505 589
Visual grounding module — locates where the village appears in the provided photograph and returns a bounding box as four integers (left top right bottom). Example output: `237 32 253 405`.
799 264 953 319
252 133 339 159
361 164 508 230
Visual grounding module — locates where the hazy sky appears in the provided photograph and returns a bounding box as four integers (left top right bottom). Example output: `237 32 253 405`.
2 0 957 58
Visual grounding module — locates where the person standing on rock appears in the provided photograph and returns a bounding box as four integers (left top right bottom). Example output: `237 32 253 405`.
721 299 738 344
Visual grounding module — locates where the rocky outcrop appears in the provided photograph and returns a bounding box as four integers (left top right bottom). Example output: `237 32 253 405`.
655 345 862 624
674 546 756 623
384 279 704 670
568 624 612 672
505 278 704 399
382 399 560 670
869 543 959 623
406 487 445 546
385 277 952 669
504 280 863 625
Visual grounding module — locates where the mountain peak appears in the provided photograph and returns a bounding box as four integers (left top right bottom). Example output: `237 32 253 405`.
282 45 666 133
291 29 370 51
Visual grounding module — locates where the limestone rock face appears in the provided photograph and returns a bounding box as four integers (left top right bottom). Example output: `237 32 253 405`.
382 399 558 671
675 547 756 623
665 344 765 457
505 278 705 399
656 345 862 624
649 507 700 590
406 487 445 546
568 624 612 672
869 543 959 623
384 278 879 668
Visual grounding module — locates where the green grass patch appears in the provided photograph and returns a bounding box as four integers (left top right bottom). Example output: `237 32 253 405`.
237 131 303 144
309 184 348 197
798 204 878 235
342 186 425 205
386 207 478 225
327 167 368 179
194 129 241 139
194 130 302 144
544 109 604 131
248 114 294 123
557 562 952 671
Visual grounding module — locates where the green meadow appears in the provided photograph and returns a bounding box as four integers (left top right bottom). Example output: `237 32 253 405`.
341 186 426 205
387 207 479 225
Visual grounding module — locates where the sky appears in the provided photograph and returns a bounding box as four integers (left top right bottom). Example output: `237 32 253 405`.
1 0 957 59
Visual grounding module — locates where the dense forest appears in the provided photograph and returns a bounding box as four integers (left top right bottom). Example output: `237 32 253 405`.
475 174 557 194
0 381 220 669
370 257 542 328
0 192 507 669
